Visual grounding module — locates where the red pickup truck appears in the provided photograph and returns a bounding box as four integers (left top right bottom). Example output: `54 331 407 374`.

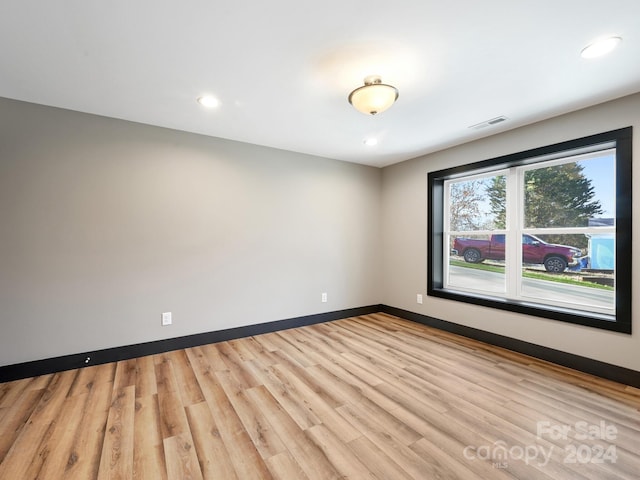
452 234 582 273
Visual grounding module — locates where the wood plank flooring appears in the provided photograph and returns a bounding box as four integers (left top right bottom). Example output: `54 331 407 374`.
0 312 638 479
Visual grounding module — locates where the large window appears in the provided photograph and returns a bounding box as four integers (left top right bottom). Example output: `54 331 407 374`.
428 128 632 333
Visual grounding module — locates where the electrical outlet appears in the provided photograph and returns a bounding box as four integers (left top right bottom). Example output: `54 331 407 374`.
321 292 328 303
161 312 172 326
417 294 423 304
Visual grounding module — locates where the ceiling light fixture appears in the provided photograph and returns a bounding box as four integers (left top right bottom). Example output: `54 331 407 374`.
581 36 621 59
348 76 398 115
363 137 378 146
197 95 219 108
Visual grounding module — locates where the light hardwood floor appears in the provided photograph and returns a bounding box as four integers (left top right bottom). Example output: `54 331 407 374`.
0 313 639 479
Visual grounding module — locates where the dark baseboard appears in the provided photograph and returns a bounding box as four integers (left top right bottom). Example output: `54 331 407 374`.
381 305 640 389
3 303 638 389
0 305 382 383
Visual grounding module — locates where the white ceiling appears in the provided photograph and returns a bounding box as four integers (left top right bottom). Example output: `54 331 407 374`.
2 1 640 168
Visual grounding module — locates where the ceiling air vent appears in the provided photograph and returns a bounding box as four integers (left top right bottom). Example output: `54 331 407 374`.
468 116 508 130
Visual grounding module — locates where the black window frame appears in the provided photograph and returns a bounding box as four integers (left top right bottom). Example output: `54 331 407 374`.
427 127 632 334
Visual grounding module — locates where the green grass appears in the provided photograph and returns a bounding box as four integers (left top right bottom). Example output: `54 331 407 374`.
449 259 614 290
450 259 504 273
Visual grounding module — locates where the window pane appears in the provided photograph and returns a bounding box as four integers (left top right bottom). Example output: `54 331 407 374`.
449 233 506 294
448 175 505 231
523 155 615 229
519 232 614 311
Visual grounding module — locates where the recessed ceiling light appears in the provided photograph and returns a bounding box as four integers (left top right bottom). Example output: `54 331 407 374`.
197 95 219 108
581 36 621 59
364 137 378 146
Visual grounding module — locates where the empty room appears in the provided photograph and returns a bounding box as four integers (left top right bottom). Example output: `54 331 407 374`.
1 1 639 479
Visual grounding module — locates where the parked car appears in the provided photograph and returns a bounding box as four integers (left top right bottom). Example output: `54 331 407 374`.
452 234 582 273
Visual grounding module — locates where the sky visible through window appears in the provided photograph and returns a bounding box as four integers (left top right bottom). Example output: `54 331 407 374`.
580 154 615 218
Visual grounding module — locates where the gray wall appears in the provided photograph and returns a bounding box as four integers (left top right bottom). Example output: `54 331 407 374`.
2 93 639 372
381 92 640 371
0 98 382 365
